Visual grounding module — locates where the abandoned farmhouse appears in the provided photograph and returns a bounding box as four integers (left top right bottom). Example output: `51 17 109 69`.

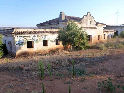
0 12 119 56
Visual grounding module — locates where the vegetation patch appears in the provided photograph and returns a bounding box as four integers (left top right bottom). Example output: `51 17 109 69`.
0 34 8 58
120 31 124 38
98 77 124 93
93 38 124 50
58 21 88 50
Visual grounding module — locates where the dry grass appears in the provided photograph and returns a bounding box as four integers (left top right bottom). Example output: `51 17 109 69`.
0 38 124 93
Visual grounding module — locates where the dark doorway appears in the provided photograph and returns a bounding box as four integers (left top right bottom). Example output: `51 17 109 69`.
27 41 34 48
56 39 60 45
104 34 106 39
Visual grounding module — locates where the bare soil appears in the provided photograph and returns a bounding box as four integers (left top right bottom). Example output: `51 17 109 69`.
0 49 124 93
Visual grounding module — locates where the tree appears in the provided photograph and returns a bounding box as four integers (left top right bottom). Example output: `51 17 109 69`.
58 21 88 50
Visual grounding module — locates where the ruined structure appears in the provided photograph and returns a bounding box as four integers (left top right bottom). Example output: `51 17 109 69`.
0 28 63 56
105 25 124 36
0 12 115 56
37 12 115 44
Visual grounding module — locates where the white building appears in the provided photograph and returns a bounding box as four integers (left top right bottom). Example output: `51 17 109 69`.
37 12 115 44
0 12 115 56
0 28 63 56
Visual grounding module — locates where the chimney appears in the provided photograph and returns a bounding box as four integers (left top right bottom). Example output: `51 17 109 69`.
59 12 65 22
87 12 91 16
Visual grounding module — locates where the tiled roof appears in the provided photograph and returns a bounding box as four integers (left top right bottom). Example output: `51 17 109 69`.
0 28 59 35
37 16 82 26
37 18 59 26
82 27 97 29
65 16 82 22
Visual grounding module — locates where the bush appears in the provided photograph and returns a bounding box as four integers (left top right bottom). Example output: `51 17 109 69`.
0 44 8 58
0 44 8 55
0 50 3 58
120 31 124 38
0 34 8 58
58 21 88 50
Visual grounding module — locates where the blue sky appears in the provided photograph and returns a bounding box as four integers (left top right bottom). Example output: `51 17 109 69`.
0 0 124 27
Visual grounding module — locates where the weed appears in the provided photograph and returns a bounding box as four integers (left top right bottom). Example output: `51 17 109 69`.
92 38 124 50
64 81 73 84
42 83 45 93
75 69 86 76
38 61 45 79
55 73 64 79
97 77 116 93
72 60 76 77
98 77 124 93
68 85 71 93
75 64 86 76
68 62 86 77
47 63 52 77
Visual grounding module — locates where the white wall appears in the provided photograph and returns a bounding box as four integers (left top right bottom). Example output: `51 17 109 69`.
14 33 62 55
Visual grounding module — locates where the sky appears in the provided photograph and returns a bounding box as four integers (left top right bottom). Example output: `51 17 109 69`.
0 0 124 27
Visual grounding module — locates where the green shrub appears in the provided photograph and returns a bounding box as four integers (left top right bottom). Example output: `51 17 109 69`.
0 44 8 55
58 21 88 50
98 77 124 93
0 34 8 58
75 68 86 76
120 31 124 38
0 44 8 58
97 77 116 93
42 83 45 93
72 60 76 77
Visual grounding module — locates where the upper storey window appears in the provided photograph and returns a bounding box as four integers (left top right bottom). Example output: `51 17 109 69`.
90 21 92 24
